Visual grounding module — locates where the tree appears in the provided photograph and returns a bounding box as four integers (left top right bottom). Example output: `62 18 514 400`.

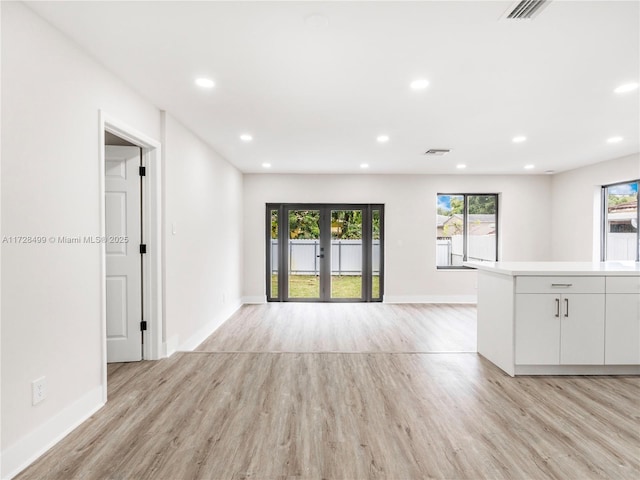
467 195 496 214
450 197 464 214
443 218 463 236
288 210 320 239
608 194 637 207
372 211 380 240
273 209 376 240
271 210 278 239
332 210 362 239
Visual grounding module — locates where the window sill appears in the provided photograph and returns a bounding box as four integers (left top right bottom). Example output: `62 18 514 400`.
436 266 475 271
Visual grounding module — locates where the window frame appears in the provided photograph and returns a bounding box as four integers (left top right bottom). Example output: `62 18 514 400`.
266 203 385 302
436 193 499 269
600 179 640 262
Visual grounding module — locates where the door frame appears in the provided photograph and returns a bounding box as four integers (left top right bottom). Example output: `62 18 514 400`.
99 111 163 401
266 203 384 303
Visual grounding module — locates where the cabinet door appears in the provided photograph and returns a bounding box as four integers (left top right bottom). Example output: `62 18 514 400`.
560 294 605 365
605 294 640 364
515 294 560 364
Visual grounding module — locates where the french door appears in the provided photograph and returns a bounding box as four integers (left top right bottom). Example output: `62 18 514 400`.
267 204 384 302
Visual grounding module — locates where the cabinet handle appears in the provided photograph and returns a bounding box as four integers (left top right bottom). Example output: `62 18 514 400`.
551 283 573 288
564 298 569 317
555 298 560 317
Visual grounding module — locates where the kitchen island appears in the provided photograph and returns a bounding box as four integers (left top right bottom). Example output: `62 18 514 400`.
465 261 640 376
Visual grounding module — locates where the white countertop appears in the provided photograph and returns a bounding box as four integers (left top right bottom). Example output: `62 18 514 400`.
464 261 640 276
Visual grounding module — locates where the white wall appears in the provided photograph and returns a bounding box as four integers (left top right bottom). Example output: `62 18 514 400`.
1 3 159 475
0 2 3 476
1 3 243 477
163 113 243 353
243 174 553 302
550 154 640 261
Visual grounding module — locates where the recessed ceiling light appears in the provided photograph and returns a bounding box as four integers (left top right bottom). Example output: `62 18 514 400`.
360 163 369 169
512 136 527 143
410 79 429 90
195 77 215 88
456 164 467 169
377 135 389 143
261 162 271 169
607 136 623 143
614 82 638 94
240 134 253 142
524 164 535 170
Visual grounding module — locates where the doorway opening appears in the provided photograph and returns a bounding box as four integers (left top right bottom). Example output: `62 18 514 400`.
266 204 384 302
100 112 163 400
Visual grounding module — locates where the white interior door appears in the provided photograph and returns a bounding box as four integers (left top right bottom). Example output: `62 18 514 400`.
105 145 142 362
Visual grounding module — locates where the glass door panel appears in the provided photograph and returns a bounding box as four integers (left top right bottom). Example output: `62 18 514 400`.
371 208 382 300
269 208 279 299
330 209 363 299
287 209 321 299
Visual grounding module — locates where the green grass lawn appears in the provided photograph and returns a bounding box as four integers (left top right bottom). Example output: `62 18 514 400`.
331 275 362 298
372 275 380 299
289 275 321 298
271 274 380 299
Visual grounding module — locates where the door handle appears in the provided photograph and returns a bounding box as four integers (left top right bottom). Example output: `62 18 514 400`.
564 298 569 317
317 254 324 258
555 298 560 317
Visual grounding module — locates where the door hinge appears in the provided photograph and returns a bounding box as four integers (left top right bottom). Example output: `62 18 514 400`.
140 244 147 254
139 166 146 176
140 321 148 331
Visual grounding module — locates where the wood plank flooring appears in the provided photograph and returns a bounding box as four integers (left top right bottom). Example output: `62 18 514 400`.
196 304 477 353
16 304 640 480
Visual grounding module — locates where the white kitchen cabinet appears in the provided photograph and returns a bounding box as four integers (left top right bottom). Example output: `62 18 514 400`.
560 293 605 364
605 277 640 365
515 294 559 364
469 262 640 376
515 292 605 366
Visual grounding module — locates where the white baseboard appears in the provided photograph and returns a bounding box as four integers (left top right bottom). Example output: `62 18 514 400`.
515 364 640 376
384 295 477 304
1 385 105 480
241 295 476 304
242 295 266 304
178 301 242 352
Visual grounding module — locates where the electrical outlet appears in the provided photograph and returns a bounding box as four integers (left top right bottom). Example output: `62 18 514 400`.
32 377 46 405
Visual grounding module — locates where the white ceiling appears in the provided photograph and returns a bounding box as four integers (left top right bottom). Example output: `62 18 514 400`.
26 1 639 175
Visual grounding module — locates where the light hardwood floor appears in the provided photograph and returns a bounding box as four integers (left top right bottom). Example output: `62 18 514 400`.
16 304 640 480
196 303 477 353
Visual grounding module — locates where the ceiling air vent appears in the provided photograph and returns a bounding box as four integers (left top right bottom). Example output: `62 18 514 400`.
424 149 451 156
504 0 549 20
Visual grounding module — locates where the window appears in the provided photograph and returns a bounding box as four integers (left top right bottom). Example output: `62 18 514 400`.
436 194 498 268
601 180 639 262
